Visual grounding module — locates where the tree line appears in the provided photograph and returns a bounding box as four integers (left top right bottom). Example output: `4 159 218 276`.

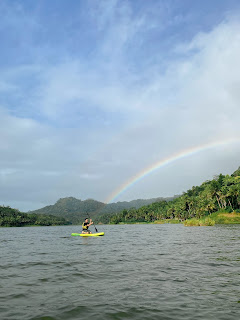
0 206 71 227
105 168 240 224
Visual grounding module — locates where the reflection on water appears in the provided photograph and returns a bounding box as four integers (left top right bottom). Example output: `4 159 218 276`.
0 224 239 320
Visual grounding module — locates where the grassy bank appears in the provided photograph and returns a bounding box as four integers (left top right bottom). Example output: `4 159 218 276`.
210 211 240 224
183 211 240 226
184 217 215 226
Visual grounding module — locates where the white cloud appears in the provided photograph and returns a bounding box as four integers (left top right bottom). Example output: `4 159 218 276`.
1 5 240 210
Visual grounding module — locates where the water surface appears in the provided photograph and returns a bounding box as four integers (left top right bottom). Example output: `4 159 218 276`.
0 224 239 319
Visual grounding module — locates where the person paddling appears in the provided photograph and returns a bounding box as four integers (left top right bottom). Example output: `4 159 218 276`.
82 218 93 234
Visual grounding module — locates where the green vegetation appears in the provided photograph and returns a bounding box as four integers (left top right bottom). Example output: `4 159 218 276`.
184 217 215 226
0 206 70 227
29 196 177 225
105 167 240 226
183 211 240 226
3 167 240 227
211 211 240 224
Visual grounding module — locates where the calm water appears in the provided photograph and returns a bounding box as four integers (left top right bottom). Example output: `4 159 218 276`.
0 224 239 320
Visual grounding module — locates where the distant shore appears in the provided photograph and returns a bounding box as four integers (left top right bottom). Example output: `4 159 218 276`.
1 211 240 228
109 211 240 226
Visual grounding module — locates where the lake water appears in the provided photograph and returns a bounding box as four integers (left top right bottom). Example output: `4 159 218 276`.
0 224 239 320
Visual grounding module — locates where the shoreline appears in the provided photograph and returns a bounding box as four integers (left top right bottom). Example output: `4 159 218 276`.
1 212 240 227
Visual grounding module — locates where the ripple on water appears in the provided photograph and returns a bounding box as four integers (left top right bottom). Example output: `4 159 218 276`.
0 224 239 320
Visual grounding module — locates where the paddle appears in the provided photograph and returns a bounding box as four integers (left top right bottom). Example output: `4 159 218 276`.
87 213 98 233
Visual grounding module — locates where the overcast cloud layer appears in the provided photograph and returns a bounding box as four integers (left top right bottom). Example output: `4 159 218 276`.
1 0 240 211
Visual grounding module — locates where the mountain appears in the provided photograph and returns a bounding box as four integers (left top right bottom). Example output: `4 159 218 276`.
29 196 178 224
232 166 240 177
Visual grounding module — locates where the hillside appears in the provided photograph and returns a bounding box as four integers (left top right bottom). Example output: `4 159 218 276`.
29 196 178 224
107 167 240 224
0 205 70 227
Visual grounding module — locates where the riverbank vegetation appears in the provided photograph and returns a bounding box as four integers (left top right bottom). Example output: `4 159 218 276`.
210 211 240 224
0 206 70 227
100 167 240 226
184 217 215 226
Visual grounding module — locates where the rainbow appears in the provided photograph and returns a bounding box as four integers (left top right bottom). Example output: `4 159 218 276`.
105 138 240 203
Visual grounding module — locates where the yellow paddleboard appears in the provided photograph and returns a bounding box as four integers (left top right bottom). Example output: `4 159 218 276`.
71 232 104 237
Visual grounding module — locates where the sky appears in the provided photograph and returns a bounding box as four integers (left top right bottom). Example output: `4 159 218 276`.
1 0 240 211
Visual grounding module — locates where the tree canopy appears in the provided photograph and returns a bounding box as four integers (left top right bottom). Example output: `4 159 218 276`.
104 170 240 224
0 206 70 227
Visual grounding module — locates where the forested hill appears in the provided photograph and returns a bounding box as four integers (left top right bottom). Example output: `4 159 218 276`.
0 206 70 227
107 167 240 224
29 196 178 224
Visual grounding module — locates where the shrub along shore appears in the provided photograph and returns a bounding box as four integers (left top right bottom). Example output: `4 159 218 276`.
156 211 240 226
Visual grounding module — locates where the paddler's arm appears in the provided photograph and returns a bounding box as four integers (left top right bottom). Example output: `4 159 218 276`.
87 219 93 227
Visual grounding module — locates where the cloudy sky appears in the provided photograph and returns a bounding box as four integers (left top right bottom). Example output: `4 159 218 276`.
1 0 240 211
